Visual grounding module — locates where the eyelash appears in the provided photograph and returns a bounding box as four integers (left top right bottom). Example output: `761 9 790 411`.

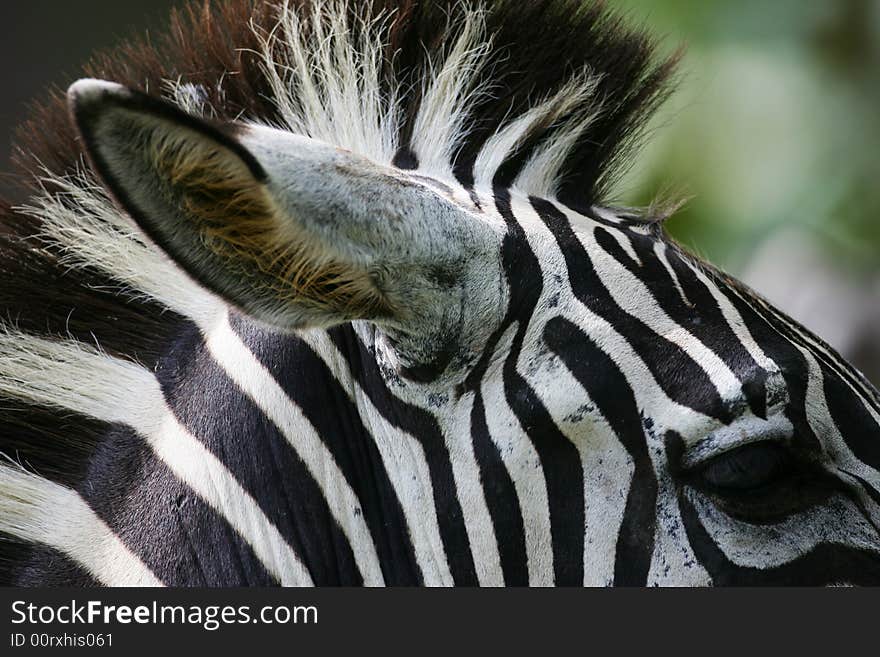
698 442 794 491
683 442 836 523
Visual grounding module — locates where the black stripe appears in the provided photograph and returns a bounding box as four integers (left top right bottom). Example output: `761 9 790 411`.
471 390 529 585
533 198 732 424
82 425 275 586
234 318 424 585
594 227 769 418
838 470 880 516
8 541 99 587
544 316 657 586
758 297 880 416
453 183 529 585
157 322 361 586
819 359 880 472
717 282 822 453
327 325 480 586
678 489 880 586
495 189 585 586
392 147 419 170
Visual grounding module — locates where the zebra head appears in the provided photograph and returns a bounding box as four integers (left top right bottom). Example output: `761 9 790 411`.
2 0 879 586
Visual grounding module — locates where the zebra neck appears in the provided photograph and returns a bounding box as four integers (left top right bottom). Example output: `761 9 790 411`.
140 315 438 585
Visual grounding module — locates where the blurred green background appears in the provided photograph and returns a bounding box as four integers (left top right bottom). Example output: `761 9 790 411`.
615 0 880 271
0 0 878 381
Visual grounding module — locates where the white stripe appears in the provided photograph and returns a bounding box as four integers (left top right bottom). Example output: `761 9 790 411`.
509 198 623 585
576 224 744 406
724 282 880 428
794 340 880 511
691 489 880 569
527 364 633 586
201 313 385 585
0 465 162 587
655 241 689 306
762 300 880 422
305 327 505 586
437 394 505 586
682 257 789 416
683 258 780 374
351 404 452 585
512 199 721 442
513 104 600 200
481 350 555 586
595 218 643 266
298 329 454 585
142 409 314 586
492 196 578 585
645 467 711 586
0 327 313 586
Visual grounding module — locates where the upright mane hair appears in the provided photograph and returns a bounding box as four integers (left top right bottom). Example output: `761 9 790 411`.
0 0 676 583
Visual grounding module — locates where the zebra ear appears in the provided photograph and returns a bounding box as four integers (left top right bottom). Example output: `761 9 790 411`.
68 80 392 328
68 79 397 328
67 79 491 331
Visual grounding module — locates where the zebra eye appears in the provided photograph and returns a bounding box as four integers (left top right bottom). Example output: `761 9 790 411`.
698 442 793 491
688 442 833 523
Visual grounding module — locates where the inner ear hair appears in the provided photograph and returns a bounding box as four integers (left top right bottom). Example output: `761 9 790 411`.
154 130 394 322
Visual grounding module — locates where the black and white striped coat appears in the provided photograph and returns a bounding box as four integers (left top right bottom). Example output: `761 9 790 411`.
1 0 878 586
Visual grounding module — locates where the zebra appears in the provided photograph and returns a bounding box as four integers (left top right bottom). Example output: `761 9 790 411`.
0 0 878 587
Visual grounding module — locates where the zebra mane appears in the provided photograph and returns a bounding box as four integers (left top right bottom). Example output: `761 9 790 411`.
11 0 677 203
0 0 676 582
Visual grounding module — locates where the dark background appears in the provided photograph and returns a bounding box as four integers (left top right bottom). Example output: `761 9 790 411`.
0 0 177 196
1 0 878 382
2 587 875 653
